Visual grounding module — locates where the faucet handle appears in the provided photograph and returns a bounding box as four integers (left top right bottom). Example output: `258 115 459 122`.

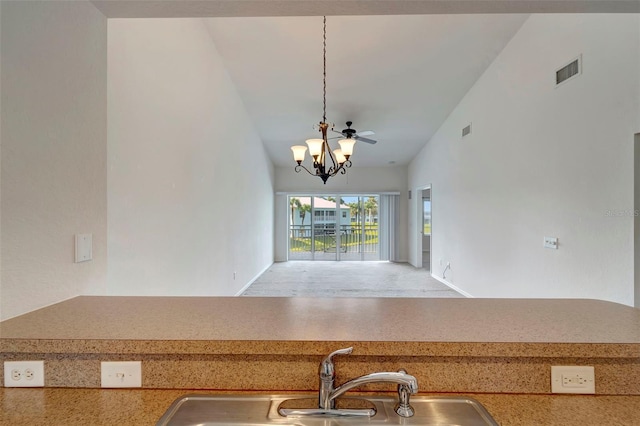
326 347 353 359
320 347 353 377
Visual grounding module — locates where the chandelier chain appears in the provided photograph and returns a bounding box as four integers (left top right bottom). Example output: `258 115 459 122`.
291 15 352 184
322 15 327 123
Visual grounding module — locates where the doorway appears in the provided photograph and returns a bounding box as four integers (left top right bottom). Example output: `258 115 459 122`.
288 195 380 261
415 185 432 271
422 189 432 272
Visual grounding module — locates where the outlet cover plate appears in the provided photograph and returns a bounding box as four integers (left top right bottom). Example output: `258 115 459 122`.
4 360 45 387
551 366 595 394
101 361 142 388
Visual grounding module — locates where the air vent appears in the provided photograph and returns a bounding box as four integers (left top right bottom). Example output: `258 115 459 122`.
462 123 472 138
556 55 581 86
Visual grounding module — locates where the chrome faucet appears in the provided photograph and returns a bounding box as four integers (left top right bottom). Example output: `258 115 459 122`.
318 347 419 417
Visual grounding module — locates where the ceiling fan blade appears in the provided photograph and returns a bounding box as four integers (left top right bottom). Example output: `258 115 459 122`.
355 136 377 144
331 129 346 136
356 130 375 137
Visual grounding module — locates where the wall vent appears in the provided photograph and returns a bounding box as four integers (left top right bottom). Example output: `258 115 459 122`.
556 55 581 86
462 123 472 137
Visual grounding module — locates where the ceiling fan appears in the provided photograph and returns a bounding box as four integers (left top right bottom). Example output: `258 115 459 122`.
331 121 377 144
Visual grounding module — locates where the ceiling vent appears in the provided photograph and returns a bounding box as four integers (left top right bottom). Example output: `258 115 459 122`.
462 123 472 138
556 55 582 86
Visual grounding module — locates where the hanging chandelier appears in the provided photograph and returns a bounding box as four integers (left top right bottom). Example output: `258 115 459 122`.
290 16 355 185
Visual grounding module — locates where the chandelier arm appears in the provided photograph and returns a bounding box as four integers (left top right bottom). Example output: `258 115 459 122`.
332 159 352 176
320 122 340 175
327 150 340 174
295 163 318 176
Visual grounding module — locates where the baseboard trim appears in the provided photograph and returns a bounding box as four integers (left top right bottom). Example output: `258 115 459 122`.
431 274 474 298
235 262 273 296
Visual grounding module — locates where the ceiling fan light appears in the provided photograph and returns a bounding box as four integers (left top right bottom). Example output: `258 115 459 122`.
338 138 356 158
334 148 346 165
306 138 324 158
291 145 307 164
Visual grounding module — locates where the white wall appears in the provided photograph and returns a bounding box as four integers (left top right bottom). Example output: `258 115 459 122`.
0 1 108 320
409 14 640 306
0 1 3 321
107 19 274 296
274 166 408 261
635 133 640 308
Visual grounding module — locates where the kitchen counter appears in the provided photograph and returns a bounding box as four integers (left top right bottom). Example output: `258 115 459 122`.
1 297 639 396
1 388 640 426
2 296 639 356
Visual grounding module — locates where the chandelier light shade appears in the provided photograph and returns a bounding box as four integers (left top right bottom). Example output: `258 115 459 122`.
291 16 355 184
291 145 308 164
338 139 355 159
333 148 346 165
305 138 324 159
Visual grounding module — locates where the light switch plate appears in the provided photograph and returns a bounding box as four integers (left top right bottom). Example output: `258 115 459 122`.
101 361 142 388
75 233 93 262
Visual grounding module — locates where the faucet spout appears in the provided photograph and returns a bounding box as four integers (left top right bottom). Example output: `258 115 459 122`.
318 347 353 410
328 371 418 404
316 348 419 417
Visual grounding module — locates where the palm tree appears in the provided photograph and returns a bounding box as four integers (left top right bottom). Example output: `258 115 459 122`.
364 197 378 224
289 197 301 237
299 203 311 237
299 203 311 226
348 202 360 225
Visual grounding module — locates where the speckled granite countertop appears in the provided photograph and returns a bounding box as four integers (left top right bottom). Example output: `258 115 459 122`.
2 296 639 357
1 388 639 426
2 298 640 421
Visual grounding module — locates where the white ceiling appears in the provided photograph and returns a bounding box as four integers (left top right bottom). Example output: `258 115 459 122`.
204 15 529 167
91 1 638 169
92 1 640 18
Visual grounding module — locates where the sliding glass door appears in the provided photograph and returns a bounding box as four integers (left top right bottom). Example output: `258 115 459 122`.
339 195 379 261
288 194 379 261
288 196 314 260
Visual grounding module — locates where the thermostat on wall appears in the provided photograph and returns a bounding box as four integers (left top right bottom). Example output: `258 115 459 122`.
544 236 558 249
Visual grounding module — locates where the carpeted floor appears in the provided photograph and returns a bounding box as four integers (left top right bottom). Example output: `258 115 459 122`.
241 261 463 298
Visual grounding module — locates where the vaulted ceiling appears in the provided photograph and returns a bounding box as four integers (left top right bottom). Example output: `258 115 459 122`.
91 0 637 168
204 15 528 167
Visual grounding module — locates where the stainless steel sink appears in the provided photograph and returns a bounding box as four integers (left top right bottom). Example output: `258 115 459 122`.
156 394 499 425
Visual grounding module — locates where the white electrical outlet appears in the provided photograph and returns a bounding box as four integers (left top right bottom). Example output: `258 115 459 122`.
4 361 45 387
101 361 142 388
551 366 595 394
